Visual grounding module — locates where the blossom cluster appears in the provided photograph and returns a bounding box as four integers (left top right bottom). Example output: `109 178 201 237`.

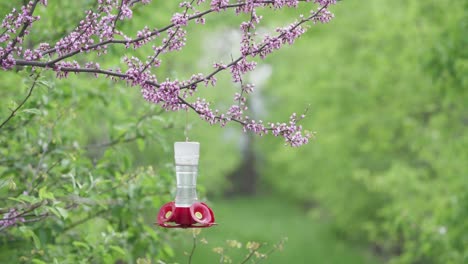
0 1 42 69
0 0 337 146
314 0 337 6
0 209 25 228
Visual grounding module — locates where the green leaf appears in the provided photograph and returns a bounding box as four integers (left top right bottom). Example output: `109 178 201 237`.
73 241 90 251
7 100 18 110
39 186 55 200
19 227 41 249
110 245 126 256
136 258 151 264
8 194 35 203
7 197 25 203
55 206 69 219
31 233 41 249
46 206 61 218
21 108 41 115
137 138 146 151
8 177 16 190
162 244 174 257
32 259 47 264
37 80 51 88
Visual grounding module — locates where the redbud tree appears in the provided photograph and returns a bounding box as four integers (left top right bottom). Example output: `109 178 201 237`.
0 0 336 147
0 1 337 261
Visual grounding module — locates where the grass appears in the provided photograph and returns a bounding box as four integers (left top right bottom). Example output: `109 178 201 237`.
169 195 379 264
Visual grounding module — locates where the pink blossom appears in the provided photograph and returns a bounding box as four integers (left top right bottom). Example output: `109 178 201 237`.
0 208 25 228
313 8 334 24
230 58 257 83
211 0 229 12
171 13 188 26
314 0 337 7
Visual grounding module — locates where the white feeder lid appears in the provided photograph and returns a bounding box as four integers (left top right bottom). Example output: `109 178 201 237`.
174 142 200 165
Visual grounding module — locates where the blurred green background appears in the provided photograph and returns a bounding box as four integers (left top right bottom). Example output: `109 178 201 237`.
0 0 467 263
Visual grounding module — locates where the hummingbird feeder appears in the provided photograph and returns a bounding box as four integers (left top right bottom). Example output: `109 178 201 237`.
156 142 216 228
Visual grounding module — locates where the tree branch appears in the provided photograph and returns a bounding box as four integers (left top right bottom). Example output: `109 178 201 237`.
179 5 328 90
111 0 126 34
2 0 334 147
38 1 305 65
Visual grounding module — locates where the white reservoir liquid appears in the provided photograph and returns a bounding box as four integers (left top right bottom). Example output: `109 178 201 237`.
175 164 198 207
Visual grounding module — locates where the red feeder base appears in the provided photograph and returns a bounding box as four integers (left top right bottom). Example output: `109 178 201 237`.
156 201 216 228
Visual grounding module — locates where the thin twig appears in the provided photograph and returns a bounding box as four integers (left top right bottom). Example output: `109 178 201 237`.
0 74 40 130
62 208 107 232
84 109 163 149
254 238 287 264
179 4 328 90
85 135 143 149
240 245 263 264
0 201 45 221
30 160 60 192
111 0 125 33
188 231 197 264
139 0 195 74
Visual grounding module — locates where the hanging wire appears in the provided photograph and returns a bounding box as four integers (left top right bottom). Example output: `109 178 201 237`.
184 110 189 142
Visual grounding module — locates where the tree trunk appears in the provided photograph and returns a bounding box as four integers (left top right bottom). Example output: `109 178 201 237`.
224 133 258 196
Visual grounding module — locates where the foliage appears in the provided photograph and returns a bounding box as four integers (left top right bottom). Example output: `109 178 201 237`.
1 5 180 261
0 67 179 263
259 0 468 263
